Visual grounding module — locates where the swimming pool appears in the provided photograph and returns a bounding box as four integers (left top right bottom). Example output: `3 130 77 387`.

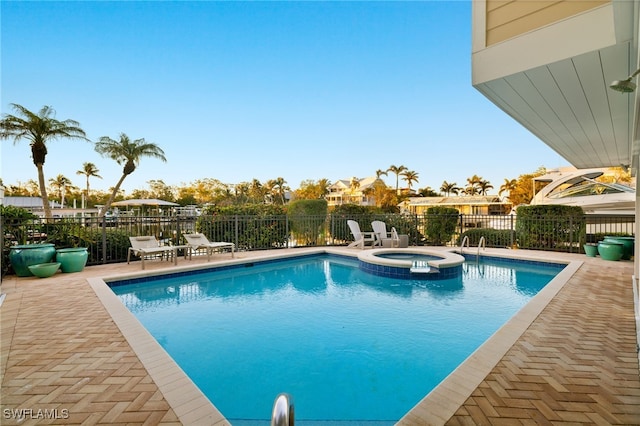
110 253 565 424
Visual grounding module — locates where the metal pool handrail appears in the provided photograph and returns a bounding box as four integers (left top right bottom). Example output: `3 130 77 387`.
271 393 294 426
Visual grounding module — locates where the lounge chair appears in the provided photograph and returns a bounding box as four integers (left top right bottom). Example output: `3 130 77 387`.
183 233 235 261
347 220 376 249
128 236 184 270
372 220 400 248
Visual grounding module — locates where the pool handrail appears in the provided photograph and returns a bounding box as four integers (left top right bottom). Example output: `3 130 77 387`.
271 393 294 426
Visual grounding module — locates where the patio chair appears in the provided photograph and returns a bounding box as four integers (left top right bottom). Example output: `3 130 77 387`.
372 220 400 248
183 233 235 261
347 220 376 249
128 236 181 270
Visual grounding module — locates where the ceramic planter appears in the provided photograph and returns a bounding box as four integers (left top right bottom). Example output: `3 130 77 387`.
603 236 634 260
28 262 61 278
9 243 56 277
597 241 624 261
583 244 598 257
56 247 89 273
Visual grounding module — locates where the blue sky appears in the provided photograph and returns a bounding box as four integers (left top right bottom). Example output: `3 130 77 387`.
1 1 566 195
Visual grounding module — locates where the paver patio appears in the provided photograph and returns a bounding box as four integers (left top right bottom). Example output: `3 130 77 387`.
1 248 639 425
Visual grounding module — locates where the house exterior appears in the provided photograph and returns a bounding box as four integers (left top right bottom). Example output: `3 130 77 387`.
471 1 639 273
326 177 386 207
401 195 512 216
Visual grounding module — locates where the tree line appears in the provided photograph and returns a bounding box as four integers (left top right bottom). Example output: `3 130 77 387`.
8 103 623 215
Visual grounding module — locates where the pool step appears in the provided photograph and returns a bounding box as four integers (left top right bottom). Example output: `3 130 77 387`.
410 260 431 274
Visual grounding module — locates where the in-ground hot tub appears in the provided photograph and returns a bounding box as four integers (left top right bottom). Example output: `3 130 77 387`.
357 248 465 280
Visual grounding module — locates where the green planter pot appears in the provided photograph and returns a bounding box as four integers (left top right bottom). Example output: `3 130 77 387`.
28 262 61 278
583 244 598 257
603 236 634 260
56 247 89 273
597 241 624 261
9 243 56 277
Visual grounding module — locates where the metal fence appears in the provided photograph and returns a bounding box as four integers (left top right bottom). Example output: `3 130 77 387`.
1 213 635 271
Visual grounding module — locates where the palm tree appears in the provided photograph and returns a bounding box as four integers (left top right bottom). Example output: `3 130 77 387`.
375 169 388 179
316 178 331 199
499 178 518 198
76 162 102 207
387 164 407 194
349 177 361 203
48 174 74 207
478 179 494 195
0 104 89 218
440 181 461 196
266 177 289 205
94 133 167 216
465 174 484 195
401 170 419 193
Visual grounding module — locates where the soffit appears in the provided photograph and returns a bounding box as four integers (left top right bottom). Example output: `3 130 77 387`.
473 41 637 169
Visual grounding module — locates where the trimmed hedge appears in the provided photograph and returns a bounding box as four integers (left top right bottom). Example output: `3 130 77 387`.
515 205 586 251
288 199 328 245
424 207 459 246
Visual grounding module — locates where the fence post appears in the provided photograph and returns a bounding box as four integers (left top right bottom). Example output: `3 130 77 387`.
285 215 290 248
234 215 239 251
510 214 514 248
569 215 574 253
101 217 107 264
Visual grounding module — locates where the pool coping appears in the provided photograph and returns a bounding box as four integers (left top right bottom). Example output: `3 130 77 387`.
89 247 579 425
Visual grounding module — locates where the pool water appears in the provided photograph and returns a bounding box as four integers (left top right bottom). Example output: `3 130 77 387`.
111 254 563 424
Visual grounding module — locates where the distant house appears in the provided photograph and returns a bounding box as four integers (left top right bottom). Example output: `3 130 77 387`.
401 195 512 216
2 196 63 216
326 177 386 207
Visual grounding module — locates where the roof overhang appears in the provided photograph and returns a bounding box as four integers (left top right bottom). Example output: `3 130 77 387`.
472 1 640 173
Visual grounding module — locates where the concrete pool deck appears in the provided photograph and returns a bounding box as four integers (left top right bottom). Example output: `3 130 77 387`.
1 247 639 425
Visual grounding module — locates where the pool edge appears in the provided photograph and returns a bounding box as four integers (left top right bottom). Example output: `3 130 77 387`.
396 257 581 425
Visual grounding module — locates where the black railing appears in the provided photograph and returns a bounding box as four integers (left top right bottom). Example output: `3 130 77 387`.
1 213 635 273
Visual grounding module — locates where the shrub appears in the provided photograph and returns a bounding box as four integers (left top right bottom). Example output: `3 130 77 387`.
197 204 288 250
515 205 585 251
288 199 328 246
1 206 39 277
329 204 378 243
424 207 459 246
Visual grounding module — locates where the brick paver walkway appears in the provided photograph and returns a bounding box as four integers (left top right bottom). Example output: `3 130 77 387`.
447 257 640 425
1 248 639 425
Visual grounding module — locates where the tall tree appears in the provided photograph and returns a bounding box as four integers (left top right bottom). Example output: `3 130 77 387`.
465 174 484 195
266 177 289 205
76 162 102 206
401 170 419 193
94 133 166 216
48 174 75 206
499 178 518 198
375 169 388 179
0 104 88 218
478 179 493 195
387 164 408 194
440 181 461 196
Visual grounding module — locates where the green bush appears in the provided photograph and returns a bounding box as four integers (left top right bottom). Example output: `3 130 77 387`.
197 204 288 250
515 205 585 251
371 213 424 246
1 206 39 277
424 207 459 246
329 204 378 243
288 199 328 246
42 219 94 249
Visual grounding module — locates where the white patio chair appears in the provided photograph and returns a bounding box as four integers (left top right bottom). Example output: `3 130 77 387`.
183 233 235 261
372 220 400 248
128 236 179 270
347 220 376 249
